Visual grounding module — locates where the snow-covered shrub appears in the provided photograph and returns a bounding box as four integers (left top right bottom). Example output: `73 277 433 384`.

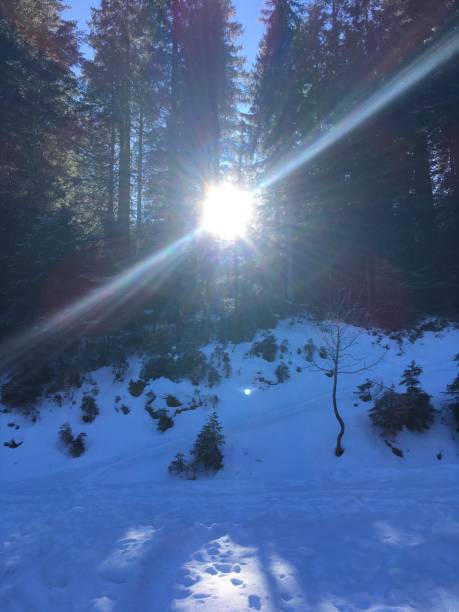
249 334 278 362
4 438 23 449
140 356 180 383
145 405 161 420
70 433 87 458
369 362 434 437
207 366 222 387
303 339 316 363
59 422 73 446
156 410 174 432
145 405 174 431
280 339 289 354
59 423 87 458
191 412 225 472
81 395 99 423
112 355 128 382
445 355 459 430
128 379 145 397
168 452 188 476
355 380 374 402
209 347 232 380
165 394 182 408
177 349 208 385
275 363 290 383
221 351 232 377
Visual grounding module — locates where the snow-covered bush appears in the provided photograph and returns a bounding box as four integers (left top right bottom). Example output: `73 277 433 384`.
59 423 87 458
70 433 87 458
168 453 188 476
355 380 375 402
207 366 222 387
191 412 225 472
81 395 99 423
140 349 208 385
369 362 434 437
112 355 128 382
156 410 174 432
445 354 459 430
4 438 23 449
275 363 290 383
249 334 278 362
208 347 232 383
59 422 73 446
178 349 208 385
165 394 182 408
280 339 289 354
140 355 180 382
128 379 145 397
145 405 174 432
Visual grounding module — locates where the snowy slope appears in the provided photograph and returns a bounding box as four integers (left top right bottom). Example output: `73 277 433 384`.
1 318 459 611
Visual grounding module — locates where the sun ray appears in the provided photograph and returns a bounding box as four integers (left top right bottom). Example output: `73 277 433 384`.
261 27 459 189
0 231 198 369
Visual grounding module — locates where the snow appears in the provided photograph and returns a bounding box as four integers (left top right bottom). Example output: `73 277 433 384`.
1 317 459 611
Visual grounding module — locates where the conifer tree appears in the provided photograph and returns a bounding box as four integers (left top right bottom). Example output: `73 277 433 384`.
191 411 225 472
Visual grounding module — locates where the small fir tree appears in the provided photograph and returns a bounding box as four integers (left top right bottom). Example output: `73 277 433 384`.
168 452 188 475
446 354 459 428
81 395 99 423
59 422 74 446
191 412 225 472
400 361 423 393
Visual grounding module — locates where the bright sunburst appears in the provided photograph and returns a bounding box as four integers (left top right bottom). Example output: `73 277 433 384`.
202 183 253 240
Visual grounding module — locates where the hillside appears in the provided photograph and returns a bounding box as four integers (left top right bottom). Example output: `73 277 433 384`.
1 318 459 611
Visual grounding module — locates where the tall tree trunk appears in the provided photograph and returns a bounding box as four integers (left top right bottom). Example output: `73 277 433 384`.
117 103 131 237
107 105 116 234
117 0 131 241
332 328 345 457
136 108 144 236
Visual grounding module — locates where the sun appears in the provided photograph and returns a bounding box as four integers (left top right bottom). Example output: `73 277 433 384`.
201 183 253 240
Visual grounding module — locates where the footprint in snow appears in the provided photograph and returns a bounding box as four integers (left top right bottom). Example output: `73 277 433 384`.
248 594 262 610
193 593 210 600
231 578 244 587
214 562 232 573
182 574 200 587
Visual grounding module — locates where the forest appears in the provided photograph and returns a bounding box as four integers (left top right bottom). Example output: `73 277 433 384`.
2 3 459 610
1 0 459 377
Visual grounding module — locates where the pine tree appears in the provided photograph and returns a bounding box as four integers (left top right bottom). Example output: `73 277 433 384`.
0 0 80 332
168 452 188 475
191 411 225 472
400 361 423 393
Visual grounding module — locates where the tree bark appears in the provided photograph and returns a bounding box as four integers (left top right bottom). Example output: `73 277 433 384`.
136 108 144 234
107 101 116 234
117 0 131 241
117 104 131 237
332 327 345 456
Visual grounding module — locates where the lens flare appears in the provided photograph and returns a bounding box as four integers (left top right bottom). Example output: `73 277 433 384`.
0 231 197 369
261 28 459 188
202 183 253 240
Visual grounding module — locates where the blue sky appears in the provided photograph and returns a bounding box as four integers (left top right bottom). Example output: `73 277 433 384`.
64 0 265 67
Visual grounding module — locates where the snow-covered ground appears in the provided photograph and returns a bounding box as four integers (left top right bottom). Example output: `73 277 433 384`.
1 318 459 611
